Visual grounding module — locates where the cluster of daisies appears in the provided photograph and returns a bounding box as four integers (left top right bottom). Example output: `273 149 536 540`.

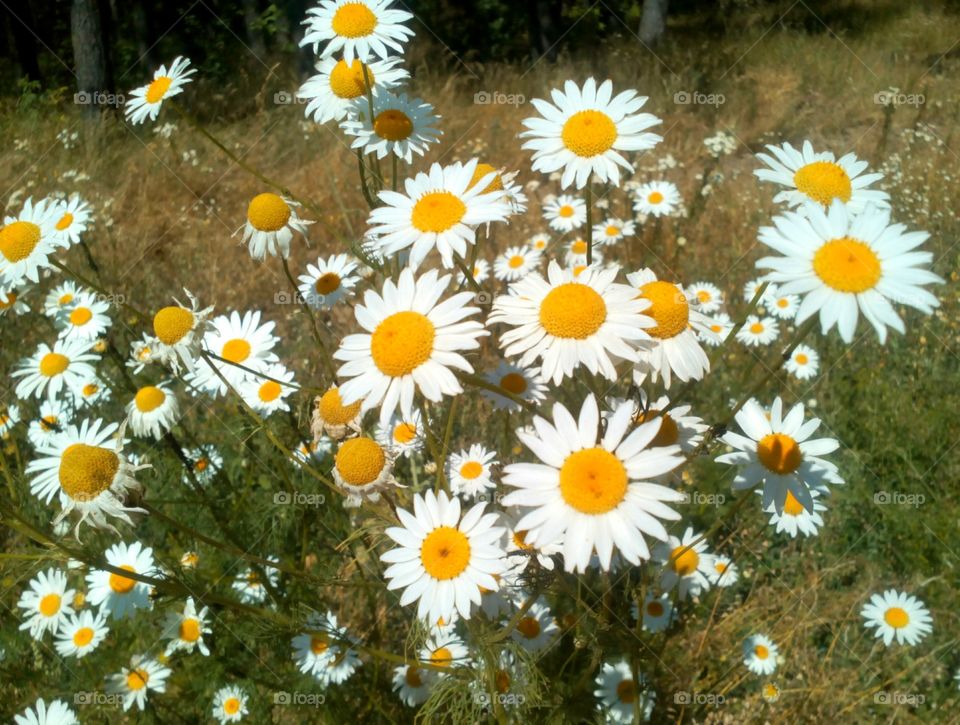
4 0 948 721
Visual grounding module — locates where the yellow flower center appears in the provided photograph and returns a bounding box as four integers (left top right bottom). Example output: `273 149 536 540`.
777 298 789 308
82 383 99 397
606 225 619 237
259 381 282 402
634 409 679 447
459 461 483 479
393 422 417 444
56 212 74 231
411 191 466 233
793 161 852 205
153 306 195 344
134 386 166 413
430 646 453 667
420 526 471 580
539 283 607 339
221 338 251 364
495 670 511 693
69 307 93 326
508 255 525 269
499 372 527 394
311 636 329 655
670 545 699 576
750 322 764 334
373 108 413 141
884 607 910 628
697 290 712 303
757 433 802 474
328 59 373 98
318 387 362 425
109 565 138 594
59 443 119 501
59 293 75 305
646 600 664 617
0 292 17 309
39 593 61 617
469 163 504 193
335 437 386 486
331 2 378 38
616 679 637 704
512 529 533 551
558 205 574 218
73 626 94 646
314 272 341 295
370 310 435 377
640 280 689 339
146 76 172 104
126 668 149 690
561 109 617 157
0 221 41 262
813 237 881 293
648 191 664 204
517 616 540 639
224 698 241 715
405 665 423 686
179 618 201 642
247 193 290 232
795 353 809 365
782 490 806 516
715 562 728 574
570 239 588 255
39 353 69 377
754 644 770 659
40 415 58 431
559 447 628 514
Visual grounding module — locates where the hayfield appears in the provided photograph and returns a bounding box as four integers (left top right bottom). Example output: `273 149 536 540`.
2 1 960 722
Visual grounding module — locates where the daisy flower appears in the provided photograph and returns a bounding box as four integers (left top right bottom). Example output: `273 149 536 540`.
298 56 408 124
493 245 541 282
764 488 826 538
27 419 147 533
312 385 364 441
238 363 296 416
470 164 527 214
190 310 279 395
0 197 60 287
297 253 360 309
292 611 339 677
298 612 362 685
469 258 490 284
241 193 312 260
393 663 431 706
381 489 506 623
743 634 779 675
718 396 843 514
232 560 280 604
562 236 596 267
71 375 111 408
593 217 635 246
183 443 223 485
542 194 585 232
335 268 488 426
862 590 933 647
653 527 715 600
743 278 779 306
521 77 662 189
635 592 674 633
0 404 20 435
685 281 723 314
594 659 655 723
628 269 712 388
490 262 652 385
126 383 180 439
17 568 75 639
164 597 212 656
529 232 550 252
86 541 156 619
633 180 680 217
613 393 708 454
343 90 442 164
503 394 685 572
44 280 84 316
767 291 799 320
698 313 733 346
125 56 195 124
375 409 424 457
480 361 549 412
212 685 249 723
447 444 497 499
0 284 30 316
757 201 942 343
52 195 91 246
127 332 158 374
785 344 819 380
332 435 397 506
106 655 171 711
754 140 889 211
419 634 471 676
181 550 200 568
502 509 562 575
12 338 99 400
300 0 414 63
710 555 739 587
736 315 779 346
366 159 508 269
54 608 109 658
14 699 78 725
151 289 214 373
511 599 559 652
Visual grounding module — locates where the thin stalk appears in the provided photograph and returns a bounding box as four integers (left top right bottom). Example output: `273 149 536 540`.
585 177 594 265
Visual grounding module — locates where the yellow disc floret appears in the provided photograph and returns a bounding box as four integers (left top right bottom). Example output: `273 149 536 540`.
411 191 466 233
134 386 166 413
670 545 699 576
561 110 617 157
757 433 802 474
469 163 504 193
793 161 852 205
145 76 172 104
539 283 607 339
884 607 910 628
559 447 628 514
153 306 194 345
39 353 70 377
640 280 689 339
59 443 120 501
318 387 362 425
813 237 881 293
329 59 373 98
69 307 93 326
373 109 413 141
331 2 378 38
335 437 386 486
314 272 341 295
247 193 291 232
221 338 251 364
370 310 435 376
39 593 61 617
0 221 42 262
109 564 138 594
420 526 471 580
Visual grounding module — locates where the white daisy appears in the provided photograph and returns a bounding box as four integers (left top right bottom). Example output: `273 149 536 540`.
44 281 85 317
212 685 249 723
393 663 431 706
710 555 740 587
343 90 442 164
86 541 156 620
300 0 414 63
298 55 408 124
128 332 158 374
594 659 655 723
419 634 471 676
0 403 20 435
493 245 541 282
126 383 180 439
297 253 360 309
332 435 397 506
698 312 733 347
190 310 279 396
610 393 708 454
241 193 312 260
511 599 559 652
785 344 819 380
183 443 223 485
521 77 662 189
312 385 364 441
542 194 586 232
633 180 680 217
17 568 75 639
12 337 98 400
124 56 195 125
653 526 715 600
480 361 549 412
743 279 779 306
528 232 551 252
0 284 30 316
862 590 932 647
764 488 826 538
106 655 171 711
685 281 723 314
743 634 779 675
635 592 674 633
295 612 361 685
502 508 561 575
447 444 497 499
164 597 211 656
767 291 800 320
232 560 280 604
150 289 214 373
51 195 91 246
71 375 112 408
469 258 490 284
736 315 779 346
54 608 109 658
0 197 60 287
375 409 424 457
14 699 78 725
593 217 635 246
238 363 296 416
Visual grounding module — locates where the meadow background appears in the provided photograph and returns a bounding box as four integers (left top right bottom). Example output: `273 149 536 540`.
2 0 960 722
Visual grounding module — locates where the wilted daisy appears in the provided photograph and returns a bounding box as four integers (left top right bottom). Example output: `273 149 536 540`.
521 77 662 189
13 699 78 725
238 363 295 416
594 659 655 723
511 599 559 652
717 397 842 514
52 195 91 246
343 90 441 164
764 489 826 538
183 443 223 485
241 193 312 260
54 608 108 658
164 597 211 656
593 217 635 246
743 634 779 675
393 663 431 706
106 655 171 711
298 56 408 123
13 337 99 400
86 542 155 619
190 310 279 395
366 159 508 269
0 197 60 287
28 419 147 533
504 394 685 572
542 194 586 232
653 527 715 600
447 444 497 499
151 289 213 373
312 385 364 441
125 56 195 124
212 685 249 723
493 245 541 282
17 568 75 639
126 384 179 439
711 555 740 587
636 592 674 633
375 410 423 457
381 489 505 623
332 435 397 506
232 560 280 604
785 344 819 380
862 590 933 647
686 281 723 314
301 0 414 63
297 253 360 309
335 268 487 426
481 361 548 411
490 262 652 385
634 180 680 217
757 201 942 343
736 315 779 346
754 140 889 211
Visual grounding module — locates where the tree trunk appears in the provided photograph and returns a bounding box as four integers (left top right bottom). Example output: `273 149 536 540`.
639 0 668 47
9 0 42 82
241 0 267 58
71 0 108 117
528 0 560 61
